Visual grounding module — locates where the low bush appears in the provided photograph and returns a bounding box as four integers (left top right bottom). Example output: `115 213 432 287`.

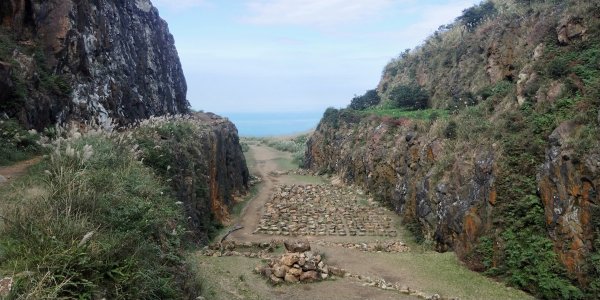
0 119 43 166
348 89 381 110
389 84 429 110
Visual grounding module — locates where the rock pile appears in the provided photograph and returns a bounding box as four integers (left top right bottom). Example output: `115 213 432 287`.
255 184 397 237
256 240 346 284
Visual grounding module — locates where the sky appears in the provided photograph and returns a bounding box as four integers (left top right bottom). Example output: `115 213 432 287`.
152 0 482 115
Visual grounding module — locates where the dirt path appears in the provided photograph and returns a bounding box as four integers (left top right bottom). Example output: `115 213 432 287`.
0 157 41 186
198 144 532 300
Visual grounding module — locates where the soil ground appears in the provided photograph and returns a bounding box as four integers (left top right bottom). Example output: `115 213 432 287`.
194 143 533 300
0 157 41 186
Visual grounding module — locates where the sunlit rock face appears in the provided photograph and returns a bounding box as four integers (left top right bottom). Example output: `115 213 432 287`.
0 0 189 129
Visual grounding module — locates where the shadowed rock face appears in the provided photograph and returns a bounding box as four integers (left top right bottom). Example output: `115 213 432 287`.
304 112 497 257
0 0 189 129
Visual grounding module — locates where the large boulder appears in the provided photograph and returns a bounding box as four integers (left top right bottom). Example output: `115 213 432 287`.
284 240 311 253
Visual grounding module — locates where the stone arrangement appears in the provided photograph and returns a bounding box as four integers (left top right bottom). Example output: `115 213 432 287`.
255 240 346 284
315 240 410 253
255 184 397 237
200 240 278 259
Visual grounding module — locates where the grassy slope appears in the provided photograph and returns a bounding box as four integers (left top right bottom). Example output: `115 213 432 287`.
0 132 199 299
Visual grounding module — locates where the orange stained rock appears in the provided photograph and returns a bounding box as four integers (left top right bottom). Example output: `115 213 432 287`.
488 188 497 206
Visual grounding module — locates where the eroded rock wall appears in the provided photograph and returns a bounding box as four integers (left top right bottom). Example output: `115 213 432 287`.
0 0 188 129
305 112 497 256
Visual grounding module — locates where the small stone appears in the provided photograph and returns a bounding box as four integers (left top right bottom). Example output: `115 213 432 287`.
270 274 283 284
320 273 329 280
284 273 299 283
284 240 311 252
298 257 306 266
280 253 299 267
329 266 346 277
300 270 319 282
273 265 287 278
0 175 6 184
288 268 302 277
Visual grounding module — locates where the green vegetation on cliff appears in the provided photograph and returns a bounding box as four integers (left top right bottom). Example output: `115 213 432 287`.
308 0 600 298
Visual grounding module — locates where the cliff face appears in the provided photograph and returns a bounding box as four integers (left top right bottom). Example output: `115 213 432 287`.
134 113 249 244
0 0 188 129
306 111 497 255
306 0 600 297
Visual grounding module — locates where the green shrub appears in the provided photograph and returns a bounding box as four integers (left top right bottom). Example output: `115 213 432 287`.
456 1 496 31
389 84 429 110
0 119 43 166
348 89 381 110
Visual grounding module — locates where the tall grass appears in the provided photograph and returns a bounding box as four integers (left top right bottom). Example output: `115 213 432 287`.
0 133 196 299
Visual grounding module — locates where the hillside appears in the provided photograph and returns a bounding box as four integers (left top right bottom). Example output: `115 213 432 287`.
306 0 600 298
0 0 250 298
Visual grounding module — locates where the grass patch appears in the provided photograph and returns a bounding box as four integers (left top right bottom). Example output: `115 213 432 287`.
0 134 197 299
361 108 449 121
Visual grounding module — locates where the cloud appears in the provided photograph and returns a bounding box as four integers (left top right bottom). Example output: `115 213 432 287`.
152 0 207 11
243 0 394 27
370 0 480 47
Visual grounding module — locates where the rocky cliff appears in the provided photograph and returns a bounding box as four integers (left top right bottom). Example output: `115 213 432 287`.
0 0 188 130
0 0 250 243
133 113 249 244
306 0 600 298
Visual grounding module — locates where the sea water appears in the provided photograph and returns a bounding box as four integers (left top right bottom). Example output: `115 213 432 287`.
221 111 323 137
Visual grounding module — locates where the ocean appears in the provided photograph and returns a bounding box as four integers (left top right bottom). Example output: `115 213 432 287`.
221 111 323 137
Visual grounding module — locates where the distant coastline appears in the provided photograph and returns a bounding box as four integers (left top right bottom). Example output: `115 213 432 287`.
220 111 323 137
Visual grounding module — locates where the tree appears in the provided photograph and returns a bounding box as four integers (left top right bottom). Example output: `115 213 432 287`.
389 84 429 110
456 1 496 31
348 89 381 110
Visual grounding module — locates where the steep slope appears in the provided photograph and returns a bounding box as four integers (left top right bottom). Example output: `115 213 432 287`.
306 0 599 298
0 0 188 130
134 113 250 244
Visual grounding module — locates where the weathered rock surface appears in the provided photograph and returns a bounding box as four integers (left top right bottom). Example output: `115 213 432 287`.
538 121 600 283
134 113 249 244
305 113 495 255
0 0 189 130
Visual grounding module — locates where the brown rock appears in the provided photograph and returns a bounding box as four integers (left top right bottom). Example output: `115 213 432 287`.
284 240 311 252
298 257 306 266
288 268 303 277
300 271 319 282
280 253 299 267
284 273 299 283
273 265 287 278
329 266 346 277
270 274 283 284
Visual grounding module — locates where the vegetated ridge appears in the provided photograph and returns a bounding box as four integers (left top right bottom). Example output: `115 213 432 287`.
0 0 249 298
306 0 600 298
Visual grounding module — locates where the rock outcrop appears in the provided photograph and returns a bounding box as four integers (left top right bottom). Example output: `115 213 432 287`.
133 113 249 244
306 1 600 295
305 112 495 255
0 0 189 130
